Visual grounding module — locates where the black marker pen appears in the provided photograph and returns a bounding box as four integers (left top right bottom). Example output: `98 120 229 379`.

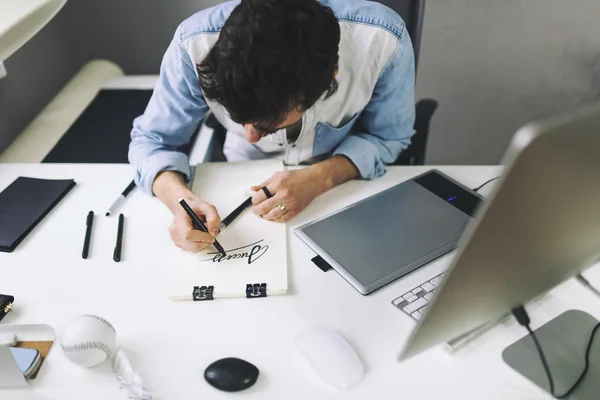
82 211 94 259
113 213 124 262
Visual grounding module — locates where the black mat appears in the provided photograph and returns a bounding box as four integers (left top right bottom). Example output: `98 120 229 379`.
42 90 153 163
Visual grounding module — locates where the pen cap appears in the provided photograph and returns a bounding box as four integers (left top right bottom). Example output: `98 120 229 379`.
122 180 136 196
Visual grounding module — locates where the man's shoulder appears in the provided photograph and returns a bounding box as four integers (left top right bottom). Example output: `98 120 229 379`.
177 0 240 44
323 0 406 39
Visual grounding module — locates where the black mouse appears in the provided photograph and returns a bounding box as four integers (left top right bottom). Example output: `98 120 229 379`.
204 357 259 392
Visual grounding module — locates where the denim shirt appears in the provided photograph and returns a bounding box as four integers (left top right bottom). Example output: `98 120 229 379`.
129 0 415 195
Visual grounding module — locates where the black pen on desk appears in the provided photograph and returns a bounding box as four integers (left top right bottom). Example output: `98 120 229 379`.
220 197 252 230
82 211 94 259
113 213 124 262
178 199 226 256
106 180 136 217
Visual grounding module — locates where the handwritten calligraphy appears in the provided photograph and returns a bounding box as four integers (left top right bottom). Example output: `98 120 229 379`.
200 239 269 265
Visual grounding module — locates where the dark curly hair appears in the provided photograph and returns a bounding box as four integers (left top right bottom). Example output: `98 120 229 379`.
197 0 340 133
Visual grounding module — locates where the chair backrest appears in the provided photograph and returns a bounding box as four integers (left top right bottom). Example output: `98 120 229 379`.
374 0 433 166
374 0 426 73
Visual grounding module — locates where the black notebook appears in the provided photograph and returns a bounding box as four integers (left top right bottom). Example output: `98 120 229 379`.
0 177 76 252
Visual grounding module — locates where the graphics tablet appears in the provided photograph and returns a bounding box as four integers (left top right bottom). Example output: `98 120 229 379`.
294 170 483 294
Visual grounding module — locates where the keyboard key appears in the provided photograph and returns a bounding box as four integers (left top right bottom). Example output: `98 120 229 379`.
412 312 422 320
403 298 428 314
412 287 423 295
403 293 414 301
393 297 404 306
430 276 443 287
421 282 436 292
424 292 434 301
406 295 418 303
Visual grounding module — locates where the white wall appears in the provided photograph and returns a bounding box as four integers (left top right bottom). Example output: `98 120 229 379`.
417 0 600 164
64 0 224 74
0 8 81 153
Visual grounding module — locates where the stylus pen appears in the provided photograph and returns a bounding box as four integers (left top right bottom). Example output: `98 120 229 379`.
82 211 94 259
113 213 124 262
106 180 136 217
178 199 226 256
220 197 252 230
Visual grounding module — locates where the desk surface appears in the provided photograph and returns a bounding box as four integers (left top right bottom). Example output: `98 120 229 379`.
2 163 600 400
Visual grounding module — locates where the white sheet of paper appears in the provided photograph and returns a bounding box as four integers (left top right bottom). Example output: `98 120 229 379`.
169 160 288 300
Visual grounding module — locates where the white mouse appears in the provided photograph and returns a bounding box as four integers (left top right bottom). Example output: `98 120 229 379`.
295 326 364 389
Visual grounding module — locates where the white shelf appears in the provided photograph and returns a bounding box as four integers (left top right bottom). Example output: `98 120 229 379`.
0 0 67 61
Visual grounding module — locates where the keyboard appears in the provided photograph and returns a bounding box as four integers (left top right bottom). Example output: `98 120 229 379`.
391 272 446 321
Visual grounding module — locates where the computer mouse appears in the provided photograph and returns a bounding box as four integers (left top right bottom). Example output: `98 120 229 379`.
204 357 259 392
295 326 364 389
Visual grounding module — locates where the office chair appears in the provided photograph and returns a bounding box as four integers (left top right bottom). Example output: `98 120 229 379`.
366 0 437 165
206 0 438 166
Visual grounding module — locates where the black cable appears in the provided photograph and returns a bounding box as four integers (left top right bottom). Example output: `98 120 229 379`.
525 324 556 395
472 176 500 192
511 305 600 398
575 273 600 298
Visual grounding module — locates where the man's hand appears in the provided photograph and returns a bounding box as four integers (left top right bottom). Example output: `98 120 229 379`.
169 198 221 252
250 168 322 222
251 155 360 222
153 171 221 252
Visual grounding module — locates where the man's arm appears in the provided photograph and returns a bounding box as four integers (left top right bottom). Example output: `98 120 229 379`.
331 26 416 180
250 27 415 223
129 28 221 250
152 171 197 214
128 27 209 199
308 155 360 194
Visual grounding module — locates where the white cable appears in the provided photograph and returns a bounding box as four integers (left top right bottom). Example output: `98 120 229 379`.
112 349 153 400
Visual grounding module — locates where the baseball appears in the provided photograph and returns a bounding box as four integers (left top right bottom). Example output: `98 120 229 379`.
59 315 117 368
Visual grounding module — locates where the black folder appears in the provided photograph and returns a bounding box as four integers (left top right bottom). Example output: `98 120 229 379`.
0 177 76 252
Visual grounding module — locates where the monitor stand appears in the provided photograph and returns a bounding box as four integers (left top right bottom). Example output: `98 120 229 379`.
444 293 548 353
502 309 600 399
444 312 512 352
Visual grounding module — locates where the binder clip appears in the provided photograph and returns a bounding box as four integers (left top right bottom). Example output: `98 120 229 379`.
0 294 14 322
192 286 214 301
246 283 267 298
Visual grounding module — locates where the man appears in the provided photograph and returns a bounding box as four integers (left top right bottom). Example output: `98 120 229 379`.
129 0 415 252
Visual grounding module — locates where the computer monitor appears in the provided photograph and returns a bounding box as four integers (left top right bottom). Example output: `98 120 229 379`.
399 101 600 361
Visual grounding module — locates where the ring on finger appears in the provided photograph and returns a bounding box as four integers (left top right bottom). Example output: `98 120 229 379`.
277 204 287 214
262 186 273 198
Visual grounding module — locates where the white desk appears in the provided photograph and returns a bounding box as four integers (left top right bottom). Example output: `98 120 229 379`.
2 164 600 400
